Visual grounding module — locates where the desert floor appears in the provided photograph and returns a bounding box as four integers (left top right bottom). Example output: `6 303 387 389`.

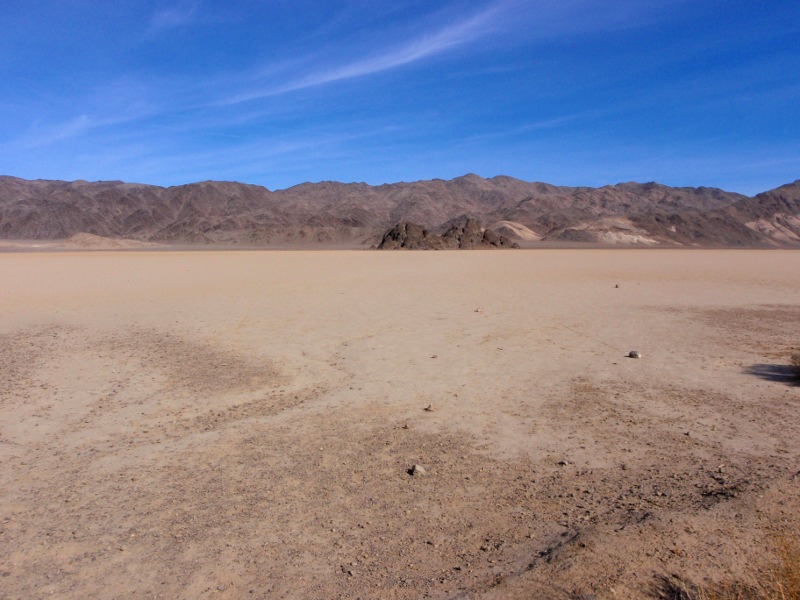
1 249 799 599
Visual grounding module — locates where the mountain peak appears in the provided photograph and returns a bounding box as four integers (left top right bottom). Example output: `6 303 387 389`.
1 175 798 247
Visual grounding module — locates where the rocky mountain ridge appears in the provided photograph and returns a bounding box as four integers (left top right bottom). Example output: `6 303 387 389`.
1 174 799 247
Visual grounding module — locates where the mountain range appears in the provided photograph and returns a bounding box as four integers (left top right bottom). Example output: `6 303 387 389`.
1 174 799 247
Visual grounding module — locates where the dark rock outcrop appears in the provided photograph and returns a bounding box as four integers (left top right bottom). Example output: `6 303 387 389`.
376 222 443 249
441 218 518 248
377 218 518 249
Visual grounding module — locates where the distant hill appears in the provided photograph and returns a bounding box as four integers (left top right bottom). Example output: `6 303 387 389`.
1 174 798 247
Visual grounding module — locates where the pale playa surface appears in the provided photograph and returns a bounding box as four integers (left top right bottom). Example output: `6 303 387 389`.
1 250 799 598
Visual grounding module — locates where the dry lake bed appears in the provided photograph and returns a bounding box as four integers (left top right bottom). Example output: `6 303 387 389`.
1 249 799 598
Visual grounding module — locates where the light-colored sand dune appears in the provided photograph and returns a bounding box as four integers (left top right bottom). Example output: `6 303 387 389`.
0 233 157 252
1 250 799 598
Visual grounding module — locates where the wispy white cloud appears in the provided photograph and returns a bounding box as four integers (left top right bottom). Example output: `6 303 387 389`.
13 104 157 149
0 1 701 157
521 114 589 131
217 0 684 106
14 114 142 149
461 110 602 143
97 126 398 186
12 1 683 149
222 2 506 105
147 0 201 35
21 115 96 148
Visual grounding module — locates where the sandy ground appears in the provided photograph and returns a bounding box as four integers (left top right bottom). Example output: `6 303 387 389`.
1 249 799 599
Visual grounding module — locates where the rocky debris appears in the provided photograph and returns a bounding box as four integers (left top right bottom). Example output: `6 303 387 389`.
377 218 518 250
409 464 427 477
628 350 642 359
423 404 434 412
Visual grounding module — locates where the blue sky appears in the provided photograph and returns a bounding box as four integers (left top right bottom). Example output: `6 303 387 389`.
0 0 798 194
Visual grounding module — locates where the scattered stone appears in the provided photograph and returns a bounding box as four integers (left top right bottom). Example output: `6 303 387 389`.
628 350 642 359
615 284 620 288
431 354 438 359
474 307 484 313
424 404 434 412
557 460 569 467
410 464 427 477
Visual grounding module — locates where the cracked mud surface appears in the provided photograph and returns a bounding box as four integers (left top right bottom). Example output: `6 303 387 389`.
1 250 799 598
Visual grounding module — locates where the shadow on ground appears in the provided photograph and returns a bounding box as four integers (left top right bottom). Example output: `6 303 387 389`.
745 364 799 386
647 574 697 600
647 574 762 600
